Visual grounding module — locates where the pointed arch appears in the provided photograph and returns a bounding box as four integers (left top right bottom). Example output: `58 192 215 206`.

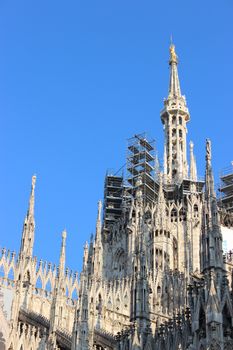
7 267 14 280
144 210 152 224
35 275 42 289
170 208 177 223
224 341 233 350
209 342 221 350
179 207 186 221
194 203 199 213
199 304 206 336
144 343 153 350
71 287 78 300
222 303 232 334
0 265 5 278
45 279 52 292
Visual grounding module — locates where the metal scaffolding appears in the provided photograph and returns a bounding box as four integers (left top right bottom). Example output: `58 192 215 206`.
219 163 233 213
127 133 158 204
103 172 124 236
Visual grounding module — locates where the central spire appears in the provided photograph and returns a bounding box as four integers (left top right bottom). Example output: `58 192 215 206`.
161 44 190 183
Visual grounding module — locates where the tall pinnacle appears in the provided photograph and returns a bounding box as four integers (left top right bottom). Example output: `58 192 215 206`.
161 44 190 183
95 200 102 243
205 139 215 199
189 141 197 181
59 230 67 278
28 175 36 218
168 44 181 98
201 139 223 271
156 173 166 227
48 229 67 339
97 200 102 222
19 175 36 258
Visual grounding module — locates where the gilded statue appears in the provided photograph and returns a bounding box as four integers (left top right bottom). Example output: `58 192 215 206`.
170 44 178 63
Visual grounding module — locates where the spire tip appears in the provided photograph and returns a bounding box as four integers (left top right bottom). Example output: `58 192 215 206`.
32 175 36 187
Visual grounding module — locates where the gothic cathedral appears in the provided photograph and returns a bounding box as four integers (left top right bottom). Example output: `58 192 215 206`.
1 44 233 350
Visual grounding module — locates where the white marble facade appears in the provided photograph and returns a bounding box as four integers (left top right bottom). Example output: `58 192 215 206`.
1 45 233 350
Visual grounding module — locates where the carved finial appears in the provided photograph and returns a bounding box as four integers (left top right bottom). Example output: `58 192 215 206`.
206 139 212 162
83 241 89 269
205 138 216 200
58 229 67 277
27 175 36 217
32 174 36 188
62 229 67 241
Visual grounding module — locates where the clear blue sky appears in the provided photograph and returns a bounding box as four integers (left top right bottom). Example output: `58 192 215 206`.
0 1 232 272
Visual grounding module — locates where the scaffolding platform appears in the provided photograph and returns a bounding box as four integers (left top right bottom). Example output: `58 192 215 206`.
103 174 124 235
127 133 158 204
219 163 233 213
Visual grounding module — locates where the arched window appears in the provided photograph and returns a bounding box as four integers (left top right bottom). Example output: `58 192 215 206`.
145 211 152 224
172 169 177 178
179 207 187 221
194 204 199 218
171 208 177 222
